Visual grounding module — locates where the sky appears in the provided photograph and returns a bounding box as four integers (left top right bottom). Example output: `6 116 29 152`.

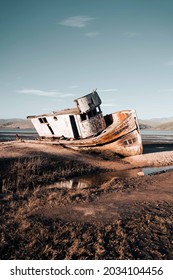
1 0 173 119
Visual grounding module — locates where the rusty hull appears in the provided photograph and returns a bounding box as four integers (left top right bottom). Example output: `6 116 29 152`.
59 110 143 157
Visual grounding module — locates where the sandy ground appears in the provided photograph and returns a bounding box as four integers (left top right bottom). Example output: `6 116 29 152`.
0 141 131 170
1 140 173 169
124 150 173 167
0 140 173 259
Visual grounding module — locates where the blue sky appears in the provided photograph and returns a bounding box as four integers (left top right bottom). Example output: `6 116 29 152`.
1 0 173 119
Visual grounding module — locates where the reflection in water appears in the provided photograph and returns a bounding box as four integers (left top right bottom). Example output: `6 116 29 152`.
47 170 141 190
47 165 173 190
47 179 92 190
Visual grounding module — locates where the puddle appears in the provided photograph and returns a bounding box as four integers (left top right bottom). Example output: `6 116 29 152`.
46 170 140 190
142 165 173 175
46 165 173 190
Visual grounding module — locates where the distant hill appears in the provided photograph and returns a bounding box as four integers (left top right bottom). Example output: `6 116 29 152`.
139 117 173 130
154 121 173 130
0 119 34 129
0 116 173 130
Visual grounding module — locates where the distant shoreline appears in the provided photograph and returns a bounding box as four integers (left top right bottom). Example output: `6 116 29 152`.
0 128 173 145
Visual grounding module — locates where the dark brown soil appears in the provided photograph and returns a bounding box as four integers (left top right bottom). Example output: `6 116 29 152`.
0 141 173 260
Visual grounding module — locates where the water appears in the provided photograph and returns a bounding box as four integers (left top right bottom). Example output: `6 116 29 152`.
1 128 173 143
140 130 173 153
47 165 173 190
0 129 38 142
47 170 140 190
142 165 173 175
141 130 173 143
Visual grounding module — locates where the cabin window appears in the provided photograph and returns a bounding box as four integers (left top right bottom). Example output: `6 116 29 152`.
88 96 95 107
43 117 47 123
132 137 137 143
80 113 87 121
54 116 58 121
39 117 48 124
39 118 44 123
124 139 133 145
88 111 93 119
93 108 97 116
96 106 101 113
91 97 94 104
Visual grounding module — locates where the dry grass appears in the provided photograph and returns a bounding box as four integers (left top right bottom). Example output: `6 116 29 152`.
1 156 100 193
0 155 173 260
1 196 173 259
0 155 102 259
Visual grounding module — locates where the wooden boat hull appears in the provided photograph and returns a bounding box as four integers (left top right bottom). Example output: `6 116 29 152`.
59 110 143 157
27 90 143 157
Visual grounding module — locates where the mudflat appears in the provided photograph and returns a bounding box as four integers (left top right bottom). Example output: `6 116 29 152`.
0 141 173 259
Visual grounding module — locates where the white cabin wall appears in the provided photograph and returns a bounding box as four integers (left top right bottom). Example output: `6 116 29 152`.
47 115 74 138
32 113 106 139
31 115 74 138
31 118 53 137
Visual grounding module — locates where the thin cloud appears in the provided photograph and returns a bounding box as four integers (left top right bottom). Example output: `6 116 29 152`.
17 89 61 97
85 32 99 37
17 89 75 98
98 88 118 93
59 16 94 28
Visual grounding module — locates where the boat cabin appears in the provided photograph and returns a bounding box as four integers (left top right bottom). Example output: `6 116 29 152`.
27 91 106 139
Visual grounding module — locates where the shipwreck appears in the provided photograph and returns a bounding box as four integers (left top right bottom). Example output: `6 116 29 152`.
27 90 143 157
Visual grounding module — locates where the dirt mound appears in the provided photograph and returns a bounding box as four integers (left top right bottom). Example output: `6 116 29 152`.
124 151 173 167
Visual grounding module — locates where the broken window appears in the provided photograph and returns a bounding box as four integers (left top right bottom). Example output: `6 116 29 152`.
91 97 94 104
80 113 87 121
124 139 133 145
43 117 47 123
88 96 95 107
96 106 101 113
38 117 48 124
87 111 93 119
132 137 137 143
93 108 97 116
80 107 100 121
39 118 44 123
